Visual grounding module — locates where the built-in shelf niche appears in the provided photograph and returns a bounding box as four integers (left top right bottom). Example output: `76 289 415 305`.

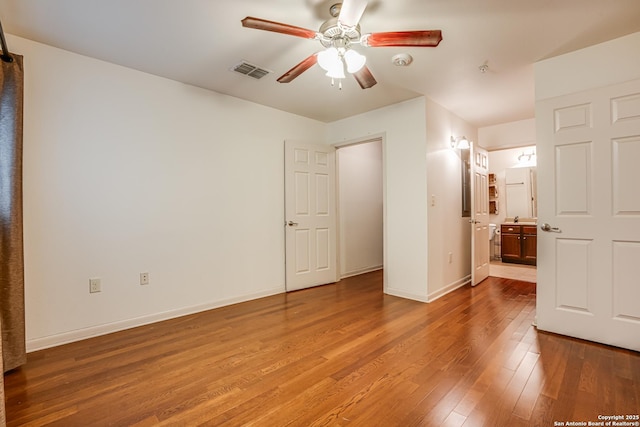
489 173 498 214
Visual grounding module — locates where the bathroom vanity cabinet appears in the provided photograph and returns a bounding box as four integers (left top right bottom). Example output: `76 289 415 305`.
501 224 537 265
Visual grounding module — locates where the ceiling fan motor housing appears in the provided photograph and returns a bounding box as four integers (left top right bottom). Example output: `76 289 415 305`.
319 17 361 48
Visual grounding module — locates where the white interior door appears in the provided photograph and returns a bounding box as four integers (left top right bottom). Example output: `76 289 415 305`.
536 78 640 352
284 141 338 291
471 144 490 286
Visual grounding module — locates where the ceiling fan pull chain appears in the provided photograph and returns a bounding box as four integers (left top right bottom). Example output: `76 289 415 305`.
329 77 343 90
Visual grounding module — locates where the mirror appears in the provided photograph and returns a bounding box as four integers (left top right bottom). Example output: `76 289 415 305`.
461 149 471 217
505 167 537 218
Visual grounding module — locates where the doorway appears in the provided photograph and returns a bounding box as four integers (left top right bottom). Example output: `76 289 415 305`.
487 146 538 283
336 138 384 279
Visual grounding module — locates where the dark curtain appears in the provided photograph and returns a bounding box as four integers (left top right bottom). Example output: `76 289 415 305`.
0 317 5 425
0 53 26 372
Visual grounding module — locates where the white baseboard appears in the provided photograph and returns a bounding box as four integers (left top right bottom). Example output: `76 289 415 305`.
26 286 284 352
427 275 471 302
27 275 472 351
340 265 383 280
384 275 471 304
384 287 430 303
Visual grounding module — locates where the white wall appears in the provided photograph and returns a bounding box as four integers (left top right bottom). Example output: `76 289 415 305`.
478 118 535 151
14 32 478 349
12 35 326 350
328 97 475 302
535 31 640 101
327 98 430 301
425 98 475 300
337 140 383 278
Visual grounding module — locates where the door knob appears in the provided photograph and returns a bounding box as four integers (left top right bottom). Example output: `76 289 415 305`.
540 223 561 233
287 221 299 227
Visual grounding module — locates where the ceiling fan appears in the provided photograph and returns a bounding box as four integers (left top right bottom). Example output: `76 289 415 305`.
241 0 442 89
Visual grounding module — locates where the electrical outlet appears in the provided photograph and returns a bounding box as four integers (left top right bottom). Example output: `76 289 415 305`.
140 272 150 285
89 278 101 293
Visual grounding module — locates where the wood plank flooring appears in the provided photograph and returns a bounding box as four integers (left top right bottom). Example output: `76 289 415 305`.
4 271 640 426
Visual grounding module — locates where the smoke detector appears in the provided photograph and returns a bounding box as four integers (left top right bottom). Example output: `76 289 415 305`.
392 53 413 66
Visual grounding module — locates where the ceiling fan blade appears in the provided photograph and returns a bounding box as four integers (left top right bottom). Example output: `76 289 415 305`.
277 53 319 83
241 17 317 39
352 66 377 89
365 30 443 47
338 0 368 28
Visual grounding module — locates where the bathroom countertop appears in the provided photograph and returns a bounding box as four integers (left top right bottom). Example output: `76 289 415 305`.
502 217 537 226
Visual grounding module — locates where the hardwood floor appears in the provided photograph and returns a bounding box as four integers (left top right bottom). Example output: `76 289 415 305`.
4 271 639 426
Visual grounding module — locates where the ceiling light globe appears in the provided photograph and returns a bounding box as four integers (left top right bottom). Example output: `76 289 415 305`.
325 60 346 79
457 137 470 149
317 47 339 72
450 136 471 149
344 49 366 73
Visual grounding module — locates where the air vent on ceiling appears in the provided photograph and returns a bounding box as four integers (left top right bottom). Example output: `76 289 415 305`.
231 61 271 80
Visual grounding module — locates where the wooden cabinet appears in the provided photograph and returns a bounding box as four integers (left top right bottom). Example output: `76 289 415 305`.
521 226 537 264
501 224 537 265
501 225 522 260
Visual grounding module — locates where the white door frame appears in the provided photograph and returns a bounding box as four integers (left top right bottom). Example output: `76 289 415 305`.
333 133 387 288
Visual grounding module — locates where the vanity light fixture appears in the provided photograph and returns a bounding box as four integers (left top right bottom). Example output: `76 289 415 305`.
450 136 471 149
518 150 536 163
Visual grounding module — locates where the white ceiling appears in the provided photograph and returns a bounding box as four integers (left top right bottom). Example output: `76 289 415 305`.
1 0 640 127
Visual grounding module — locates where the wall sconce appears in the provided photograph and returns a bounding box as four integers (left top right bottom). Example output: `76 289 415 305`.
450 136 471 149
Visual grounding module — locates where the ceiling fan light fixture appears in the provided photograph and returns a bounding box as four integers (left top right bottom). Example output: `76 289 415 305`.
241 1 442 89
317 47 339 71
344 49 366 73
325 60 346 79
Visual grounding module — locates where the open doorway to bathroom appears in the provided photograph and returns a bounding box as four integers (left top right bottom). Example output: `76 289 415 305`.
488 145 537 283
